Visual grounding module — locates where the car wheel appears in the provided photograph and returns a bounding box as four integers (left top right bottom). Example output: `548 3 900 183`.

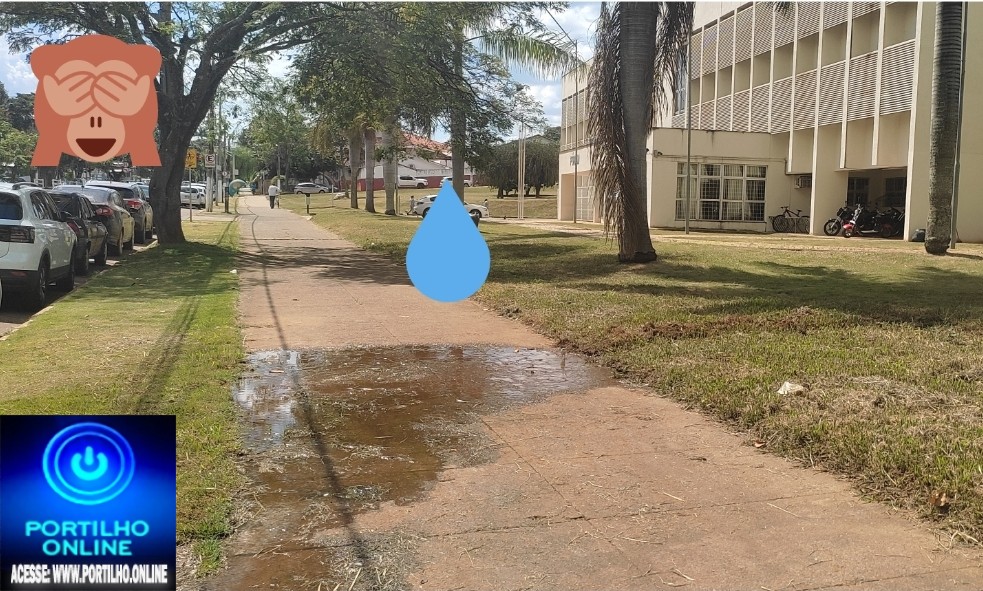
125 228 135 250
95 238 108 266
135 223 146 244
469 209 482 219
75 244 90 276
26 260 48 311
111 230 124 256
422 208 430 218
145 221 154 240
56 258 75 292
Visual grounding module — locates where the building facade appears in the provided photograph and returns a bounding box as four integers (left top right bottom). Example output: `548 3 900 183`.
558 2 983 242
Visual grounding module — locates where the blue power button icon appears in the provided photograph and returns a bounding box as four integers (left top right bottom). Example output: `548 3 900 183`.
42 422 135 505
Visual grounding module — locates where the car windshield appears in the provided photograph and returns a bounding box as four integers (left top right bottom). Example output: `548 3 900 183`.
50 194 82 217
0 193 23 220
80 189 112 204
93 185 135 199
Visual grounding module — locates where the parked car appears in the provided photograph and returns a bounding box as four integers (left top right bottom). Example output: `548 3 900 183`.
411 194 489 219
52 185 134 256
181 185 206 208
440 176 473 188
294 182 334 195
86 181 154 244
0 183 77 309
398 175 429 189
49 191 110 274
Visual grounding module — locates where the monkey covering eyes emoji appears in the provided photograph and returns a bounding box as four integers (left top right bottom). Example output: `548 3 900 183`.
30 34 162 166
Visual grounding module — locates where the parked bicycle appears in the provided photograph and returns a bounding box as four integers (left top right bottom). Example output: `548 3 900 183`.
771 205 810 233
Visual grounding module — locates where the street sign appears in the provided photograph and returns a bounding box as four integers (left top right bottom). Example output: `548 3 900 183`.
221 171 229 178
204 154 216 168
185 149 197 168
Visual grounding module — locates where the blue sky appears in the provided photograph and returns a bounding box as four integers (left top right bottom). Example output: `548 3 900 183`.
0 2 601 141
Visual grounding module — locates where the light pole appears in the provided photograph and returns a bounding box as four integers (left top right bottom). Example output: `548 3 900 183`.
685 39 693 235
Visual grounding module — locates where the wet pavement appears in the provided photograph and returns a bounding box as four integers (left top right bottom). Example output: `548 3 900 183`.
219 193 983 591
212 346 610 590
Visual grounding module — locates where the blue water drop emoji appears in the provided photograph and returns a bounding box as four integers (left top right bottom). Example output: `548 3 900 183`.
406 184 491 302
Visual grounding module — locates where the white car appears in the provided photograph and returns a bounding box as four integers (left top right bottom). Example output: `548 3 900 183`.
398 175 429 189
181 186 206 208
0 183 77 310
440 176 473 188
412 194 489 219
295 182 334 195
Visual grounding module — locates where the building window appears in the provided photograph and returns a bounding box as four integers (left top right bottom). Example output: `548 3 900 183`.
847 177 869 206
674 49 688 114
675 162 767 222
885 176 906 207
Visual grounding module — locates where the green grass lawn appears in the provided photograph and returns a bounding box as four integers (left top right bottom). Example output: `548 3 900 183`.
281 202 983 542
281 185 558 220
0 221 243 573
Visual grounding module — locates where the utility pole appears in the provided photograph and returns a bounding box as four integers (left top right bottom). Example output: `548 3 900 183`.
573 38 579 224
517 121 526 220
215 99 223 213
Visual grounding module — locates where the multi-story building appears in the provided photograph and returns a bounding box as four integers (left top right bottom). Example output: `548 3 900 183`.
558 2 983 242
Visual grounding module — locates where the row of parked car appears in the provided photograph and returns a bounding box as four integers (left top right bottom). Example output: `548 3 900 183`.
0 180 154 310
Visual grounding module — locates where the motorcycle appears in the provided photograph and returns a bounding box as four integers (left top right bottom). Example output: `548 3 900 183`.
842 204 900 238
882 207 905 237
823 206 854 236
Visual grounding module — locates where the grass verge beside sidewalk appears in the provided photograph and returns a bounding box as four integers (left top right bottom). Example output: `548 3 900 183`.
0 221 243 573
285 202 983 544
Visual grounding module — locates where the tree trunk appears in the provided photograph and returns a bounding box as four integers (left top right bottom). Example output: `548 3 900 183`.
151 142 190 244
348 130 363 209
364 127 376 213
381 126 397 215
925 2 963 255
450 34 467 201
616 3 658 263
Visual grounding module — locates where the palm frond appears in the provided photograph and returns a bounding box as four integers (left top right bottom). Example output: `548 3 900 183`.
478 27 579 77
651 3 694 123
587 2 626 238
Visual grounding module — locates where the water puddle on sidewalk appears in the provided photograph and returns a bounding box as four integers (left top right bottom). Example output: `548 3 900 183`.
211 346 611 590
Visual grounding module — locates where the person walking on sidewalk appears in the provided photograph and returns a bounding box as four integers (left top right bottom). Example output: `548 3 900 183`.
268 183 281 209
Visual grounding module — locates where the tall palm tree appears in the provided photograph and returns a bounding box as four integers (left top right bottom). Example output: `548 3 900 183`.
925 2 964 255
444 4 577 200
588 2 693 263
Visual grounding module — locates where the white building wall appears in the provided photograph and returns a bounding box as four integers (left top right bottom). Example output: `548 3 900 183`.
557 1 983 242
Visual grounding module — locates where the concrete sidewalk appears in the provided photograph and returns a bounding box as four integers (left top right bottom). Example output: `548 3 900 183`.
222 193 983 590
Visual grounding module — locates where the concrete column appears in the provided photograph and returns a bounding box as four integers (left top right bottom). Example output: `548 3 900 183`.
904 1 935 239
558 172 575 221
810 124 848 234
871 2 888 165
955 2 983 243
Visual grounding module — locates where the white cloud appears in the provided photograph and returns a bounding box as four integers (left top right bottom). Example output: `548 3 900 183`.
538 2 600 60
0 36 38 95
